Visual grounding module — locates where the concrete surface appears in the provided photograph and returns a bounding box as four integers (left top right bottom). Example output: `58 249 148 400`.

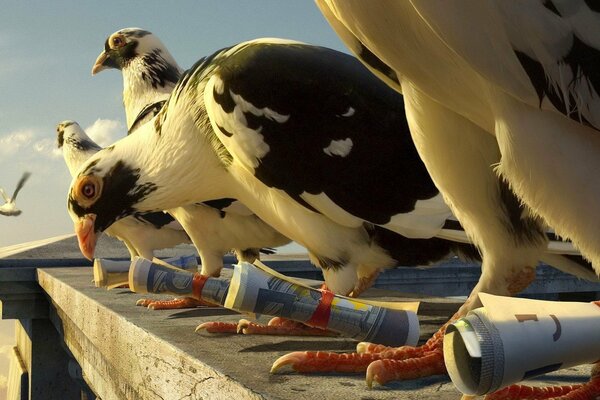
36 267 593 400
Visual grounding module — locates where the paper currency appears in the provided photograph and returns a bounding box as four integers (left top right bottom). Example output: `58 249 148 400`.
128 257 230 305
226 261 419 346
128 257 420 346
443 293 600 395
94 255 197 289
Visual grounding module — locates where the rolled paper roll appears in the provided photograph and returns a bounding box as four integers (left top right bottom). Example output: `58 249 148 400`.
226 262 419 346
444 293 600 396
128 258 420 346
94 255 198 289
128 257 230 305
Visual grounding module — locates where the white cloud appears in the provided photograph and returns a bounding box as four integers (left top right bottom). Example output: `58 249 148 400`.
33 138 62 158
84 119 125 147
0 130 34 156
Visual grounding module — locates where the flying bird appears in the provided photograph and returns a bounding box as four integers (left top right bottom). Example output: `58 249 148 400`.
315 0 600 396
92 28 291 309
0 172 31 217
57 120 191 260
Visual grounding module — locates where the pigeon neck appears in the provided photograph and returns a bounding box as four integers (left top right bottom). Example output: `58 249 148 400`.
122 57 181 131
115 111 235 213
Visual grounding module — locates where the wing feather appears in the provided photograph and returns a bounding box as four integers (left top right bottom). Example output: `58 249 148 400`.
204 41 449 238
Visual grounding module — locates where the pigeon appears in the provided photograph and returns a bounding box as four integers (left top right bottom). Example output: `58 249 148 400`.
0 172 31 217
92 29 292 310
315 0 600 395
71 38 481 297
57 120 191 259
68 39 588 343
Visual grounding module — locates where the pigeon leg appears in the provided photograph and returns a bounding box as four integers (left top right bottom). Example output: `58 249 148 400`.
272 267 539 384
136 296 213 310
271 317 449 381
349 269 381 298
197 284 338 336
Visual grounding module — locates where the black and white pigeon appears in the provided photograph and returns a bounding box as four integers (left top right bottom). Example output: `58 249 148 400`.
57 120 191 259
72 37 597 295
71 38 483 298
315 0 600 394
91 28 291 285
0 172 31 217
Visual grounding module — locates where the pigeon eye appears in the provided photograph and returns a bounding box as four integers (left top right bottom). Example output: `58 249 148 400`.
112 36 125 47
74 176 101 207
82 183 95 198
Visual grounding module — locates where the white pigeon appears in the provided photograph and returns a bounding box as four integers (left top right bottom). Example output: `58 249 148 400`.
0 172 30 217
67 38 594 355
92 28 290 273
57 120 191 260
92 29 292 309
315 0 600 395
73 38 484 297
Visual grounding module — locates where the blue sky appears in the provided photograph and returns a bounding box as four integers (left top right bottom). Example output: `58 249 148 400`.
0 1 347 248
0 3 346 396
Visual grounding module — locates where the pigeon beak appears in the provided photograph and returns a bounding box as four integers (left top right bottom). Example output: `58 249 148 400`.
75 214 97 260
92 51 111 75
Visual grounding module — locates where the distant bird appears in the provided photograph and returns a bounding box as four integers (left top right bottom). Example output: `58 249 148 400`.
315 0 600 395
57 120 191 260
0 172 30 217
92 28 291 309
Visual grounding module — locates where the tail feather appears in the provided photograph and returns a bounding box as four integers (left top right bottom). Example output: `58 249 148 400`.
539 253 599 282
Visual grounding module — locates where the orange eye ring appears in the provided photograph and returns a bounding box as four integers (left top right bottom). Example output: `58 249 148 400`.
109 34 126 49
74 176 101 206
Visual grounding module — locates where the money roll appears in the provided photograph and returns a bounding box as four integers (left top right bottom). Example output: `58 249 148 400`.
443 293 600 396
94 255 198 289
128 257 230 305
225 262 419 347
128 258 419 347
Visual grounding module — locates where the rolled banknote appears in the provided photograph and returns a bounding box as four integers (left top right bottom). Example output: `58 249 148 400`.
128 257 419 346
128 257 230 305
443 293 600 395
94 255 197 289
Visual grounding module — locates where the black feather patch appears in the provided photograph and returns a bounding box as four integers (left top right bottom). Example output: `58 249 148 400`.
57 130 64 148
211 43 438 225
123 29 152 39
69 160 157 233
134 211 176 229
498 178 546 247
66 136 102 152
202 198 236 210
128 100 166 134
356 42 400 86
515 34 600 131
140 49 181 89
366 224 480 267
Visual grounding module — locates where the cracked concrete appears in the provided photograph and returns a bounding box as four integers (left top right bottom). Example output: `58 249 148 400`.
37 267 593 400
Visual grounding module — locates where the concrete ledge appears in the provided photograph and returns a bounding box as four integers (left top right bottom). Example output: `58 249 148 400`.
36 267 594 400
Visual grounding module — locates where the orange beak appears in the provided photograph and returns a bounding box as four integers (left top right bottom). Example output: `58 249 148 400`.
91 51 109 75
75 214 97 260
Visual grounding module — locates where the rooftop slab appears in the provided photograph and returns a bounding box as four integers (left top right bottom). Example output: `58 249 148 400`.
36 266 593 400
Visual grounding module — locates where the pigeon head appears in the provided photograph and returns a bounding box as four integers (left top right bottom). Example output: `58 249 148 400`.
67 146 158 260
56 120 75 148
91 28 180 85
92 28 151 73
57 120 103 176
